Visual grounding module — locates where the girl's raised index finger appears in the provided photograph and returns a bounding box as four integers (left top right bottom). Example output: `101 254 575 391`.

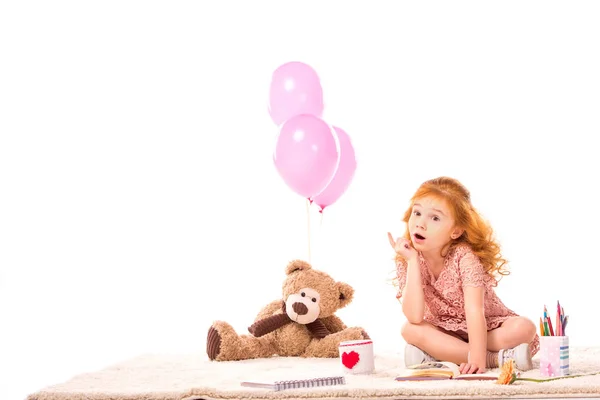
387 232 396 248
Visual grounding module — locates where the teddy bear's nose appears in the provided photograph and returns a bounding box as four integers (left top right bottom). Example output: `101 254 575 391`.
292 302 309 315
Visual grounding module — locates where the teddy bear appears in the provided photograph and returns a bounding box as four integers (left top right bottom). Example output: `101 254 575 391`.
206 259 369 361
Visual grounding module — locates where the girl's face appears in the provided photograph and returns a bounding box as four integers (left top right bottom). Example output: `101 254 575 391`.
408 196 461 255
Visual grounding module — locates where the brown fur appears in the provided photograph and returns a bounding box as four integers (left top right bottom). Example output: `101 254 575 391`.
206 259 369 361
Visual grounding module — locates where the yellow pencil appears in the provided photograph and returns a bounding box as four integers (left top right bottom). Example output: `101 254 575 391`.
539 317 545 336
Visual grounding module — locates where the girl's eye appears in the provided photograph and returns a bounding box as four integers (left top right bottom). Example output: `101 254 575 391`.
432 216 440 221
413 210 420 216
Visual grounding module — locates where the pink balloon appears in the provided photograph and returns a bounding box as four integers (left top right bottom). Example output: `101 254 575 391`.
268 62 324 126
273 114 340 199
312 127 357 212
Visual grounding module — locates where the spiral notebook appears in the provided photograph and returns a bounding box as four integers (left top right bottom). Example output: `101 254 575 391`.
241 376 346 391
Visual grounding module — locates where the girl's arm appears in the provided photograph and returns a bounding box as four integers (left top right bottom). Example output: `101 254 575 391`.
463 285 487 370
389 234 424 324
401 257 425 323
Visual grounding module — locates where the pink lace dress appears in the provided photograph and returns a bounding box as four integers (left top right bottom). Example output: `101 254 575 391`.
396 243 539 356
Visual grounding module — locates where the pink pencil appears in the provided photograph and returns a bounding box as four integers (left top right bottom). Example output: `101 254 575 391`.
545 306 554 336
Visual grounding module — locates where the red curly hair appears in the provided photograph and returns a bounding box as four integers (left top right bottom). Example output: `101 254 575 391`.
395 176 509 284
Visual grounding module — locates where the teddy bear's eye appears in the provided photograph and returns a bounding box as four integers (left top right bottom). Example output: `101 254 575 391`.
301 292 305 297
311 298 317 303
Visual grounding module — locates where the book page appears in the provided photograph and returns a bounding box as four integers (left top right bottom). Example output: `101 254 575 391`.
455 369 499 380
396 361 458 380
411 361 460 376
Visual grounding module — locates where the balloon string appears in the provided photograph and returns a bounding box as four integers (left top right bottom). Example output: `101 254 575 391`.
306 198 312 263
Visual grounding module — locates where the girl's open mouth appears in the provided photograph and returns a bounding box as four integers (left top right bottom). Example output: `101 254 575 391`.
414 233 426 241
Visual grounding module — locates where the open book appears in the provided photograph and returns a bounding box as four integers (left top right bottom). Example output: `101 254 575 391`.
395 361 502 381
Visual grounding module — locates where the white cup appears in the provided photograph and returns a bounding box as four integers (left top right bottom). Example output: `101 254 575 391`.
338 339 374 374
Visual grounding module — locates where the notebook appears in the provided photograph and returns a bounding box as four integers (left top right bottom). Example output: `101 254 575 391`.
395 361 501 381
241 376 346 391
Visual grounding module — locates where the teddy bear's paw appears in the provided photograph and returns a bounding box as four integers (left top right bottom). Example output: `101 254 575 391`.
344 327 370 341
206 326 222 361
206 321 244 361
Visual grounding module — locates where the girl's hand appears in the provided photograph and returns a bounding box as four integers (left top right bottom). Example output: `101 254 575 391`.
459 362 486 374
387 232 418 261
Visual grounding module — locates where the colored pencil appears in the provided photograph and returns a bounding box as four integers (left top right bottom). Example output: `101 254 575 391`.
541 301 568 337
546 315 554 336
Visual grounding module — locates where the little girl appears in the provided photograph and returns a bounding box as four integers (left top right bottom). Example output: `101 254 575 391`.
389 176 539 374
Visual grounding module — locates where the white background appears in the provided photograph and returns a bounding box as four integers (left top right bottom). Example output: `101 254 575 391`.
1 1 599 399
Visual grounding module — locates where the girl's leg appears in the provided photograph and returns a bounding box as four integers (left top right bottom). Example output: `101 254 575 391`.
485 316 537 370
487 316 537 351
401 321 470 365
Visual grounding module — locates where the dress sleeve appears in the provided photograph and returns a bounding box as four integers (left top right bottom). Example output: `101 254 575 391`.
395 259 408 300
458 247 487 288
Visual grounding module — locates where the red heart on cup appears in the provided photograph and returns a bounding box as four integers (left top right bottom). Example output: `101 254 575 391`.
342 351 360 369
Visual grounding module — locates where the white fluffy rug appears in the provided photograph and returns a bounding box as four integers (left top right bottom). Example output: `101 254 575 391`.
28 347 600 400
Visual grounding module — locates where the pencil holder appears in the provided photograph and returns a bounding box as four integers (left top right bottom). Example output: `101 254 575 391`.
539 336 569 377
338 339 375 374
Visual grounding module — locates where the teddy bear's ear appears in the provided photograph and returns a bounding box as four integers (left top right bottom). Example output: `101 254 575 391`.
285 259 312 275
336 282 354 308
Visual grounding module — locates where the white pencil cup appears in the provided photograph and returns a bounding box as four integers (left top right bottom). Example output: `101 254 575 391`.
539 336 569 377
338 339 374 375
